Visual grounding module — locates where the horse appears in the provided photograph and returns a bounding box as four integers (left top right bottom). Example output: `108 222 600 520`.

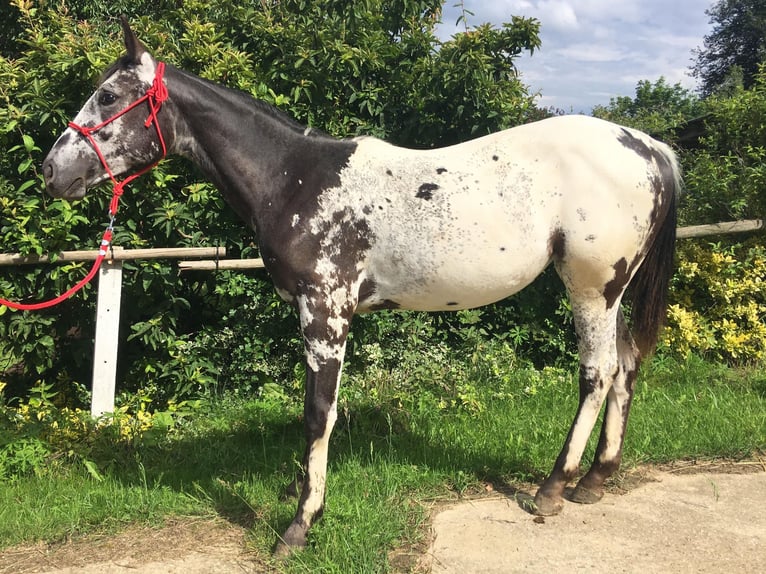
43 18 680 555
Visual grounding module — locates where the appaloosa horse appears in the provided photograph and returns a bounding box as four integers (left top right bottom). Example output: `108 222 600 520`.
43 19 679 554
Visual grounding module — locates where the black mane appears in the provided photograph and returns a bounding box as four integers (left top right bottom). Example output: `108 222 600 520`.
173 65 333 140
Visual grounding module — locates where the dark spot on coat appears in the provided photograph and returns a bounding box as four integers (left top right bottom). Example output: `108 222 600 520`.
585 234 596 242
500 246 506 252
603 255 643 309
386 169 393 176
492 155 499 161
57 132 72 146
549 228 566 259
359 279 399 311
358 277 377 302
436 167 448 174
617 129 657 162
579 365 603 396
362 205 373 215
446 302 459 306
416 183 439 200
369 299 401 311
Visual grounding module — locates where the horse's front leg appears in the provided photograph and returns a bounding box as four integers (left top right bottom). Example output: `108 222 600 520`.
276 294 352 555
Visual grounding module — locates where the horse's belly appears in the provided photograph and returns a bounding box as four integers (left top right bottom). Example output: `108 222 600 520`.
360 244 551 312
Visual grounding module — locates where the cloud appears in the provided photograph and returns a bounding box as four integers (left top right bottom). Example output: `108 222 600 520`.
437 0 712 112
535 1 580 31
556 43 631 63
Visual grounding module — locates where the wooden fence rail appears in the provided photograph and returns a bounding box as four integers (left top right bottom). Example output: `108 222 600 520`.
676 219 763 239
177 219 766 271
0 246 225 266
0 220 762 416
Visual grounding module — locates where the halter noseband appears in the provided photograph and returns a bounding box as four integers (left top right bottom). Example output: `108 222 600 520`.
68 61 168 218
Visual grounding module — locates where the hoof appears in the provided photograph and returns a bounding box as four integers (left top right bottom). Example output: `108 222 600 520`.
569 483 604 505
274 523 308 557
533 491 564 516
274 540 304 559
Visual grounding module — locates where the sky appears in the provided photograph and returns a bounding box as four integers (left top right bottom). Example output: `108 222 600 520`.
437 0 715 113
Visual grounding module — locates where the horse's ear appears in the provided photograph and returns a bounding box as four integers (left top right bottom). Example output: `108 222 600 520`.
119 15 147 64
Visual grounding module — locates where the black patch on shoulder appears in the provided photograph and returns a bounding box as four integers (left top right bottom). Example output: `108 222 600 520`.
416 183 439 200
436 167 448 174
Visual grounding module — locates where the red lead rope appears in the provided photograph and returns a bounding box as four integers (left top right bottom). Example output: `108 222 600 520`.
0 62 168 311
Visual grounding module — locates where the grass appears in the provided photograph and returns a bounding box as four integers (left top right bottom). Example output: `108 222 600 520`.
0 353 764 572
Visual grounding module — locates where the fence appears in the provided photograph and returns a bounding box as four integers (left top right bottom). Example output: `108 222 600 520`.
0 246 226 416
0 220 762 416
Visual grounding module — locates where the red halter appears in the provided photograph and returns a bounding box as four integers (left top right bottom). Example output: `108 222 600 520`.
0 62 168 311
68 61 168 218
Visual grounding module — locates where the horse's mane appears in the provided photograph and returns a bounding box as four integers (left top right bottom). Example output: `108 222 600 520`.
175 66 333 140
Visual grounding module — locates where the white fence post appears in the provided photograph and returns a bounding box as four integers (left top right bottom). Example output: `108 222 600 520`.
90 256 123 417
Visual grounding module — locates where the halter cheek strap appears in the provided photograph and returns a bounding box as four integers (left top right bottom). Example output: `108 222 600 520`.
68 61 168 219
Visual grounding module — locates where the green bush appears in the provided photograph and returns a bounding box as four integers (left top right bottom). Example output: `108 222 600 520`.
662 240 766 362
0 1 543 404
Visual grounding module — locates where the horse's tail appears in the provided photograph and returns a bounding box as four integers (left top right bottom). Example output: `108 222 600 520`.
630 144 681 358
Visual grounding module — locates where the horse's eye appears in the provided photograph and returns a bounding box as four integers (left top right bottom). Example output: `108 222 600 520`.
98 91 118 106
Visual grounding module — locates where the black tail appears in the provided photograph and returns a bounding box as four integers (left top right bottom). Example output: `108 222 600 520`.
630 159 680 357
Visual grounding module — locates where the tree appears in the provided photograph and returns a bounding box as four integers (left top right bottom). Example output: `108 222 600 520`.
691 0 766 96
592 77 702 138
682 66 766 225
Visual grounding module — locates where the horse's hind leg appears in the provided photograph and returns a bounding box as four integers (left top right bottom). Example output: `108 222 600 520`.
534 295 620 516
570 309 640 504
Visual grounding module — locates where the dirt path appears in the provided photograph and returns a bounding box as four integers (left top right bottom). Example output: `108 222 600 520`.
1 466 764 573
0 518 267 574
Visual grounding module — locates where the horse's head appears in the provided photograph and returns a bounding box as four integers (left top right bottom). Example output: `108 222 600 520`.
43 18 167 199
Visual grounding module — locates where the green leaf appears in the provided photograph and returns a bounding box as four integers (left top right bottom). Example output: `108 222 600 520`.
22 134 35 153
83 459 104 482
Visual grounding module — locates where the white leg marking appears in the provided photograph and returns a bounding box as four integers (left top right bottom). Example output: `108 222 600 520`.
302 402 338 518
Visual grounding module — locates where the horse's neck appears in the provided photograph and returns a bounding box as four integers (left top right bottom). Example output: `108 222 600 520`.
166 68 326 227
